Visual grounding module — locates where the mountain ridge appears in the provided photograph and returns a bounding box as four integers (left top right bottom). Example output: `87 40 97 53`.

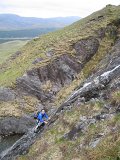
0 14 80 30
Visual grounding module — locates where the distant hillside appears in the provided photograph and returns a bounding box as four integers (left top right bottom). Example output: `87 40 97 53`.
0 28 58 42
0 40 28 64
0 14 80 30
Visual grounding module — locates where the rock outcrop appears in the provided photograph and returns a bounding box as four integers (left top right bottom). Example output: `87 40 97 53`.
0 116 35 136
0 61 120 159
0 87 16 102
16 36 100 102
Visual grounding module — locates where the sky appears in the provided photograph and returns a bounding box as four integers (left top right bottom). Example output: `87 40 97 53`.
0 0 119 18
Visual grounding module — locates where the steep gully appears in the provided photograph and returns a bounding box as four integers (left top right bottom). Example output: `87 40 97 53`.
0 64 120 160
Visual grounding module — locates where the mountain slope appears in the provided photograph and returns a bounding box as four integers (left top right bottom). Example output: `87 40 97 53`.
0 40 28 64
0 14 80 30
0 4 120 160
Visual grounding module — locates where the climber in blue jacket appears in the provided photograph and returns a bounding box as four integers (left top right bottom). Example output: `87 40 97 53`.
34 109 49 132
37 109 49 123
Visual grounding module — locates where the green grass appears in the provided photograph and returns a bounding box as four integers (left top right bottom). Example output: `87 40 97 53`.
0 5 120 87
0 40 28 64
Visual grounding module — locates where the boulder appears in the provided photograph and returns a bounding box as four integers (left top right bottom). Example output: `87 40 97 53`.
0 116 35 136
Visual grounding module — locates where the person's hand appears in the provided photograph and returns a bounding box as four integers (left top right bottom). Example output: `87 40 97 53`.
44 121 48 124
48 117 50 120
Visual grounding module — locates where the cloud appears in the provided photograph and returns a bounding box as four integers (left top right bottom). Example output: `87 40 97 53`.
0 0 119 17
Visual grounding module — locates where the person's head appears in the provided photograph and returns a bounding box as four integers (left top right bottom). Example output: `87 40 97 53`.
41 109 45 114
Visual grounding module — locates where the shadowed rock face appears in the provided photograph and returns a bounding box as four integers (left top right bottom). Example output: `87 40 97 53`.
0 116 35 136
0 87 16 102
74 36 99 63
16 36 99 102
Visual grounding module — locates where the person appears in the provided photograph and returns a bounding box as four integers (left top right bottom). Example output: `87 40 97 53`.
34 109 49 132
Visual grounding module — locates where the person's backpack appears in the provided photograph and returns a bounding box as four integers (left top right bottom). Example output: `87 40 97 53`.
34 111 40 119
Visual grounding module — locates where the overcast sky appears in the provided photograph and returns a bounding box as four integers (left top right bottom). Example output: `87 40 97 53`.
0 0 119 18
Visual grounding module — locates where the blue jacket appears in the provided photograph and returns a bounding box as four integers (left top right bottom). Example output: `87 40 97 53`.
37 112 48 123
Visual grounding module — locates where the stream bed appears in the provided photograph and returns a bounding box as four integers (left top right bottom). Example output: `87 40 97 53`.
0 135 22 154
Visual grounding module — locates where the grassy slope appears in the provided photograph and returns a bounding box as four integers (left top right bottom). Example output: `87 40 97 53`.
0 5 119 116
0 5 120 160
0 5 120 87
15 5 120 160
0 40 28 64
